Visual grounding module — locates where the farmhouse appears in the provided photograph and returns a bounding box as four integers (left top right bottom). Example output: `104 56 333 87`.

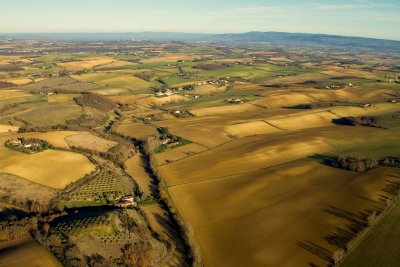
155 89 175 97
226 98 245 104
5 138 50 153
116 195 137 208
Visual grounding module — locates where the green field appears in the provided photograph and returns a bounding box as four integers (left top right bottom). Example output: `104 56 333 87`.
339 195 400 267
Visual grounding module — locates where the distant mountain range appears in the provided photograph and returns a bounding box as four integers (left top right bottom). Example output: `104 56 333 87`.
2 31 400 52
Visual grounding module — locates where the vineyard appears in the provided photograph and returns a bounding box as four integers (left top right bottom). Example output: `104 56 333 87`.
67 170 135 202
51 213 113 241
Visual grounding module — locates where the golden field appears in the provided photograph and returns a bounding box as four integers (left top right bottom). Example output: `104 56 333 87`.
116 120 158 140
0 90 29 100
0 146 95 189
153 143 207 165
125 153 153 196
224 120 282 138
58 57 115 70
0 131 77 148
65 131 117 152
159 131 335 186
169 162 397 266
0 125 19 133
0 237 61 267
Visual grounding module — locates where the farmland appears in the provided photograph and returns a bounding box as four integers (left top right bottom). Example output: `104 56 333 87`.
339 193 400 267
0 38 399 267
0 146 95 189
0 237 61 267
169 162 398 266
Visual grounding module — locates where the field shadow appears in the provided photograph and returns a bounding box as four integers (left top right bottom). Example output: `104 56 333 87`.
323 205 368 249
153 212 189 267
297 240 333 265
382 179 400 196
297 205 369 265
0 208 30 222
139 153 160 198
308 154 337 167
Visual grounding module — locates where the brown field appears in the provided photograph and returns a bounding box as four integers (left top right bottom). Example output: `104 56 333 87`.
65 132 117 152
71 73 150 90
298 88 395 103
58 57 115 70
48 93 79 104
0 146 95 189
266 111 338 131
140 54 206 63
154 143 207 165
0 237 61 267
0 131 77 148
224 120 282 138
190 103 266 116
321 66 375 77
168 162 397 266
95 60 134 69
0 90 29 100
1 77 32 85
125 153 153 196
89 87 131 95
16 103 83 127
0 173 57 204
299 88 355 101
253 90 316 108
191 85 228 95
266 72 331 84
0 125 19 133
155 117 234 148
158 131 334 186
116 120 158 140
331 103 400 117
268 56 293 62
136 95 190 107
140 204 168 236
107 93 150 105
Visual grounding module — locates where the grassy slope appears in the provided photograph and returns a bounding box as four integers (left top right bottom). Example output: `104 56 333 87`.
339 195 400 267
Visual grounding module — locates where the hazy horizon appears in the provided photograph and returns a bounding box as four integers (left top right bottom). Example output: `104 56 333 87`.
1 0 399 41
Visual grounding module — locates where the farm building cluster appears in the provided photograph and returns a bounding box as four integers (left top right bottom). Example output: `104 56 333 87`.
5 138 50 153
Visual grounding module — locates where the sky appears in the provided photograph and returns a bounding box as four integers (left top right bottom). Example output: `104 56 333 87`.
0 0 399 40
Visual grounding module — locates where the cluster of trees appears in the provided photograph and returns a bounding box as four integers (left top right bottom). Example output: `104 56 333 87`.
380 157 400 168
192 63 230 71
66 113 109 129
182 84 195 91
70 141 134 168
289 101 356 109
328 155 400 172
154 127 187 153
135 72 153 82
74 94 117 112
0 217 38 241
0 195 45 213
330 156 379 172
0 81 15 88
333 112 400 128
121 241 155 267
0 64 24 72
